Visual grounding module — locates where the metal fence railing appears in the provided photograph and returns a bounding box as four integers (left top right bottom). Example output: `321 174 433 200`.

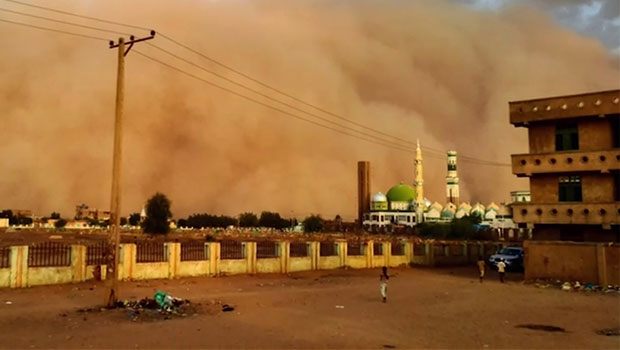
347 242 363 256
290 242 309 257
433 245 445 257
220 240 244 260
28 242 71 267
136 242 167 263
391 242 405 256
0 247 9 268
373 243 383 256
414 244 426 256
180 242 208 261
450 245 463 256
257 241 279 259
320 242 337 256
468 244 479 258
86 242 107 266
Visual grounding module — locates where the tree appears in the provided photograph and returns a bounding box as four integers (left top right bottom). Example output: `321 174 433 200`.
128 213 141 226
186 213 236 228
238 212 259 227
177 218 188 228
303 215 324 233
120 217 128 226
141 192 172 234
54 218 67 228
258 211 289 229
50 212 61 219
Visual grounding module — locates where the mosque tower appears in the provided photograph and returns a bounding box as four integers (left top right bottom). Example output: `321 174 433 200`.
414 139 424 205
414 140 424 223
446 150 460 205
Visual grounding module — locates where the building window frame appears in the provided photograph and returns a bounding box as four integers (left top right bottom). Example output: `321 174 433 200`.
558 175 582 202
555 122 579 151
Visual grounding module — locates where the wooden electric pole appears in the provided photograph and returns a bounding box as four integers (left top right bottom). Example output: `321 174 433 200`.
105 31 155 308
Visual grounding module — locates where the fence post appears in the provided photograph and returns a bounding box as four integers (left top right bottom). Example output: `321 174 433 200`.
407 241 414 264
338 241 347 267
367 240 374 268
166 242 180 279
209 242 220 276
427 242 434 266
118 243 136 281
596 243 608 286
245 242 256 274
9 246 28 288
310 242 319 270
280 241 289 274
71 245 87 283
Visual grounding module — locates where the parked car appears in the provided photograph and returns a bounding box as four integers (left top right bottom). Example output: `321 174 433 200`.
488 246 524 271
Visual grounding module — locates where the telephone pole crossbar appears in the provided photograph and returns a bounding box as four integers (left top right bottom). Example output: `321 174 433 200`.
105 31 155 308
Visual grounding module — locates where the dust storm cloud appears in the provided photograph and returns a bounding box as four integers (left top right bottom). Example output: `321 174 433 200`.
0 0 618 220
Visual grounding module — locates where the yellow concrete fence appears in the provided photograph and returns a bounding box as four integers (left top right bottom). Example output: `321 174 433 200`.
0 239 507 288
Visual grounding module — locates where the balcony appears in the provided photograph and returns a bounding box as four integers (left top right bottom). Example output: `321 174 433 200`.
511 202 620 226
509 90 620 126
511 149 620 176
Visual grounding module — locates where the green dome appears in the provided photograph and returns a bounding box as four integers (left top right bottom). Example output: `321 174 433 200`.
386 184 416 202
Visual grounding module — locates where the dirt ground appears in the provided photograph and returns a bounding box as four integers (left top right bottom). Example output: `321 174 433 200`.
0 267 618 349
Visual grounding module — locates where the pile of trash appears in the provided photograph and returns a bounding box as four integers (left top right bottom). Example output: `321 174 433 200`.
118 290 195 321
529 279 620 294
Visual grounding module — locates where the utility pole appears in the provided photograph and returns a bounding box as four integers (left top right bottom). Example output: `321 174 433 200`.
105 31 155 308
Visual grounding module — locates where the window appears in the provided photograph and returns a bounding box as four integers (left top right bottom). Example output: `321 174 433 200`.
560 229 584 242
610 116 620 148
555 122 579 151
614 173 619 202
559 176 582 202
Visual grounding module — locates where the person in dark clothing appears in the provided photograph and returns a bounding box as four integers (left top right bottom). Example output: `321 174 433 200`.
380 266 389 303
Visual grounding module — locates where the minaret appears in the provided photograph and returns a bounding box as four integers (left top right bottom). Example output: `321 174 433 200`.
414 139 424 205
414 139 424 223
446 150 460 205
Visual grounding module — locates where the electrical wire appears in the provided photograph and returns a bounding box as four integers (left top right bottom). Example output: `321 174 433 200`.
0 17 108 41
0 0 511 167
0 7 130 36
146 42 423 152
132 49 427 155
0 0 151 31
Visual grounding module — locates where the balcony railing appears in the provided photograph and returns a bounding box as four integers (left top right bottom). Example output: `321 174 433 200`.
511 202 620 226
509 90 620 125
511 149 620 176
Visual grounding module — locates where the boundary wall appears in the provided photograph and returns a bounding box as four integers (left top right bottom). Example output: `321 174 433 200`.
524 240 619 285
0 239 512 288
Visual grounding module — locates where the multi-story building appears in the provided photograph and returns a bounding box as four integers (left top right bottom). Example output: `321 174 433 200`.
509 89 620 242
75 203 111 221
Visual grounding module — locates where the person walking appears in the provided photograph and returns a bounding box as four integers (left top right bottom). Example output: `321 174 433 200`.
497 259 506 283
380 266 389 303
477 256 486 283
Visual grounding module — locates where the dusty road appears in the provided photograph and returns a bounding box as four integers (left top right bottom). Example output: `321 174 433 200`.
0 267 618 349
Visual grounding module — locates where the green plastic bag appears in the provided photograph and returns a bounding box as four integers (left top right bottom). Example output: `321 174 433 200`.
154 290 168 308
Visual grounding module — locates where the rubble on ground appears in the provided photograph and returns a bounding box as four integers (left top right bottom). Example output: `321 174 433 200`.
527 279 620 294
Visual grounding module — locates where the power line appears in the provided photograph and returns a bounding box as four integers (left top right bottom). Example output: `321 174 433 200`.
0 0 510 166
145 42 423 152
133 49 423 155
0 1 510 167
0 7 130 36
135 49 510 167
0 17 108 41
0 0 151 31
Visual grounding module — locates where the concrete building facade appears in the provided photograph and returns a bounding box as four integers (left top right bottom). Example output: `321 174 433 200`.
509 89 620 242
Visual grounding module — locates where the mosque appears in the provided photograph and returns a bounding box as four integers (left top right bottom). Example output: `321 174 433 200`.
361 141 521 234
